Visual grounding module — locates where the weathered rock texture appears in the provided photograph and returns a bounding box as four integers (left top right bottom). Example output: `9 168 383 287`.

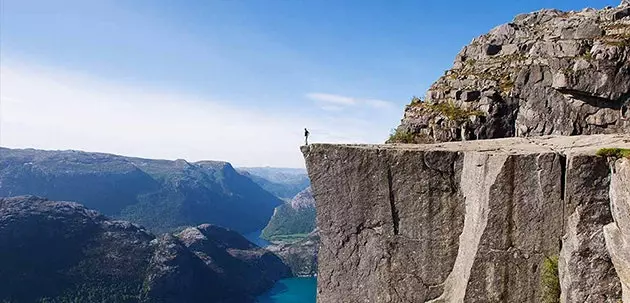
605 158 630 302
395 3 630 143
302 134 629 303
0 196 290 303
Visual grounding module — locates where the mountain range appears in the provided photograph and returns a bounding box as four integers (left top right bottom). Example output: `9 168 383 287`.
0 147 283 234
237 167 310 200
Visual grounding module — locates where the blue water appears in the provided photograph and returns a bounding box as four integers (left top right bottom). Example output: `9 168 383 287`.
256 277 317 303
243 231 317 303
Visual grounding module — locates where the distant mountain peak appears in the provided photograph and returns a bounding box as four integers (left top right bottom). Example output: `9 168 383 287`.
0 147 282 233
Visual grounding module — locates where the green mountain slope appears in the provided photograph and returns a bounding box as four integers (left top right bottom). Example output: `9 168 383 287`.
262 187 316 239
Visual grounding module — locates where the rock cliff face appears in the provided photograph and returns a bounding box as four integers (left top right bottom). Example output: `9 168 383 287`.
302 134 629 303
0 196 290 303
605 159 630 303
394 2 630 143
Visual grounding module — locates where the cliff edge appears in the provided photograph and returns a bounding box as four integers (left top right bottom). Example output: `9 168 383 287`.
302 134 629 302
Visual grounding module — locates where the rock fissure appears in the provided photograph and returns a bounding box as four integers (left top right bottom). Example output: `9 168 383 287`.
387 166 400 236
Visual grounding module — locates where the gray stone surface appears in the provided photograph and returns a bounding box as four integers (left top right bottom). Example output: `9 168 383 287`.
302 134 629 302
559 156 622 303
605 159 630 302
394 5 630 143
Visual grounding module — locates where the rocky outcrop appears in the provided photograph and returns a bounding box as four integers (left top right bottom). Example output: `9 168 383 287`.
0 148 282 233
604 158 630 302
302 134 629 302
0 196 290 303
394 3 630 143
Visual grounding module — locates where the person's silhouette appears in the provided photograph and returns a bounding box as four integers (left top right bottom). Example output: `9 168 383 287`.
304 128 310 145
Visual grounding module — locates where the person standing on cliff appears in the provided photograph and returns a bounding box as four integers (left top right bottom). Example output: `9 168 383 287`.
304 128 310 146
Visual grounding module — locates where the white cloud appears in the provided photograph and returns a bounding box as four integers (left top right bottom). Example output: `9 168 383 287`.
305 93 356 106
306 92 393 110
0 61 395 168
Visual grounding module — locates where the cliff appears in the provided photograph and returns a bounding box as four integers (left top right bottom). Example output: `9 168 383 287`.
0 148 282 233
0 196 290 303
393 2 630 143
302 134 630 302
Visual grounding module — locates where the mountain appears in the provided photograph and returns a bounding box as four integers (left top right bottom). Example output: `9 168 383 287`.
0 196 291 303
0 148 282 233
261 187 316 240
390 2 630 144
237 167 310 200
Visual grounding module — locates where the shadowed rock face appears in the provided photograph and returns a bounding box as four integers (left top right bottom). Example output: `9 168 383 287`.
0 196 290 303
395 3 630 143
302 134 629 303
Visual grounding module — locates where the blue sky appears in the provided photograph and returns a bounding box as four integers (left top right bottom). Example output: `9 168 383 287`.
0 0 618 167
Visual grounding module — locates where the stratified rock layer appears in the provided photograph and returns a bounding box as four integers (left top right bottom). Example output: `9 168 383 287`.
395 3 630 143
302 134 629 303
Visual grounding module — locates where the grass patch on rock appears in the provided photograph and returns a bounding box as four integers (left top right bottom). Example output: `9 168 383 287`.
540 255 560 303
596 148 630 159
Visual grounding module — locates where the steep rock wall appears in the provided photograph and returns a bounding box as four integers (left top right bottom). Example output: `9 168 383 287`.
303 134 629 302
605 159 630 302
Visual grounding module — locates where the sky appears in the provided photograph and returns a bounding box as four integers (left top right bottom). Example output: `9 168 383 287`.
0 0 619 167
